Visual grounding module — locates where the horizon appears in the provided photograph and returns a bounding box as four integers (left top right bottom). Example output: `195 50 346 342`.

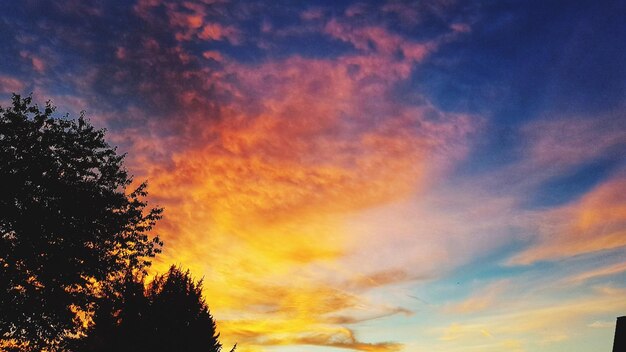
1 1 625 351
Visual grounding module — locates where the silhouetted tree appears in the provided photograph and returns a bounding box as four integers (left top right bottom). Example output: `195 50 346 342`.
73 273 151 352
146 266 222 352
78 266 227 352
0 95 163 351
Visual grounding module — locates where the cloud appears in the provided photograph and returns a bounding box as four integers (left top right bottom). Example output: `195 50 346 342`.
326 306 413 325
0 75 25 94
136 50 474 349
489 286 626 334
520 112 626 175
0 2 510 351
137 0 242 44
197 23 240 43
563 261 626 285
381 0 461 27
509 175 626 265
587 320 614 328
296 332 403 352
381 2 422 26
223 326 403 352
343 269 413 291
450 22 471 33
19 50 46 73
441 108 626 266
338 182 521 283
324 19 435 62
445 280 510 314
432 286 626 351
115 8 475 350
300 7 325 21
202 50 224 62
2 2 624 352
469 109 626 199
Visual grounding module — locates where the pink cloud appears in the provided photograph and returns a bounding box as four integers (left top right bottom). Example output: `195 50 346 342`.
115 47 127 59
202 50 224 62
450 22 472 33
19 50 46 73
522 112 626 173
300 7 325 21
134 0 240 44
0 75 25 94
459 109 626 208
198 23 232 41
324 18 456 65
345 3 369 18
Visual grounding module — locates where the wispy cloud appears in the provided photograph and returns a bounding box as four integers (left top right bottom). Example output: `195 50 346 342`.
445 280 510 314
432 286 626 351
510 174 626 265
0 75 25 94
563 261 626 285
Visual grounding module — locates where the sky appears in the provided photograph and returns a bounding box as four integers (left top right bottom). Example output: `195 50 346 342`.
1 1 625 351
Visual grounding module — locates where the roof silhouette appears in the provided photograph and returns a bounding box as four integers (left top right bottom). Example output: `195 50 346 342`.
614 316 625 352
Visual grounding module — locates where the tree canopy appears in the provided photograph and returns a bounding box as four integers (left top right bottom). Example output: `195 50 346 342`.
0 95 163 350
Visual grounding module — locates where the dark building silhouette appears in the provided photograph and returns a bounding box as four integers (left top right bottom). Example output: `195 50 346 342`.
614 316 625 352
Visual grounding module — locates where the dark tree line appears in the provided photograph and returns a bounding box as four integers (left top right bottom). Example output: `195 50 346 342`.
0 95 231 352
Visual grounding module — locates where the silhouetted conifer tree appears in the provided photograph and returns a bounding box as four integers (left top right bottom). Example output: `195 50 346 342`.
0 95 163 351
74 273 150 352
146 266 223 352
78 266 227 352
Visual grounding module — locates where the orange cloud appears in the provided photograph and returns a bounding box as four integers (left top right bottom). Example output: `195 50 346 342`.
89 5 478 350
223 325 402 352
510 175 626 264
128 50 473 350
343 269 413 291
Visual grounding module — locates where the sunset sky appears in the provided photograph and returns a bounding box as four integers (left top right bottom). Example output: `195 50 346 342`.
1 1 625 351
